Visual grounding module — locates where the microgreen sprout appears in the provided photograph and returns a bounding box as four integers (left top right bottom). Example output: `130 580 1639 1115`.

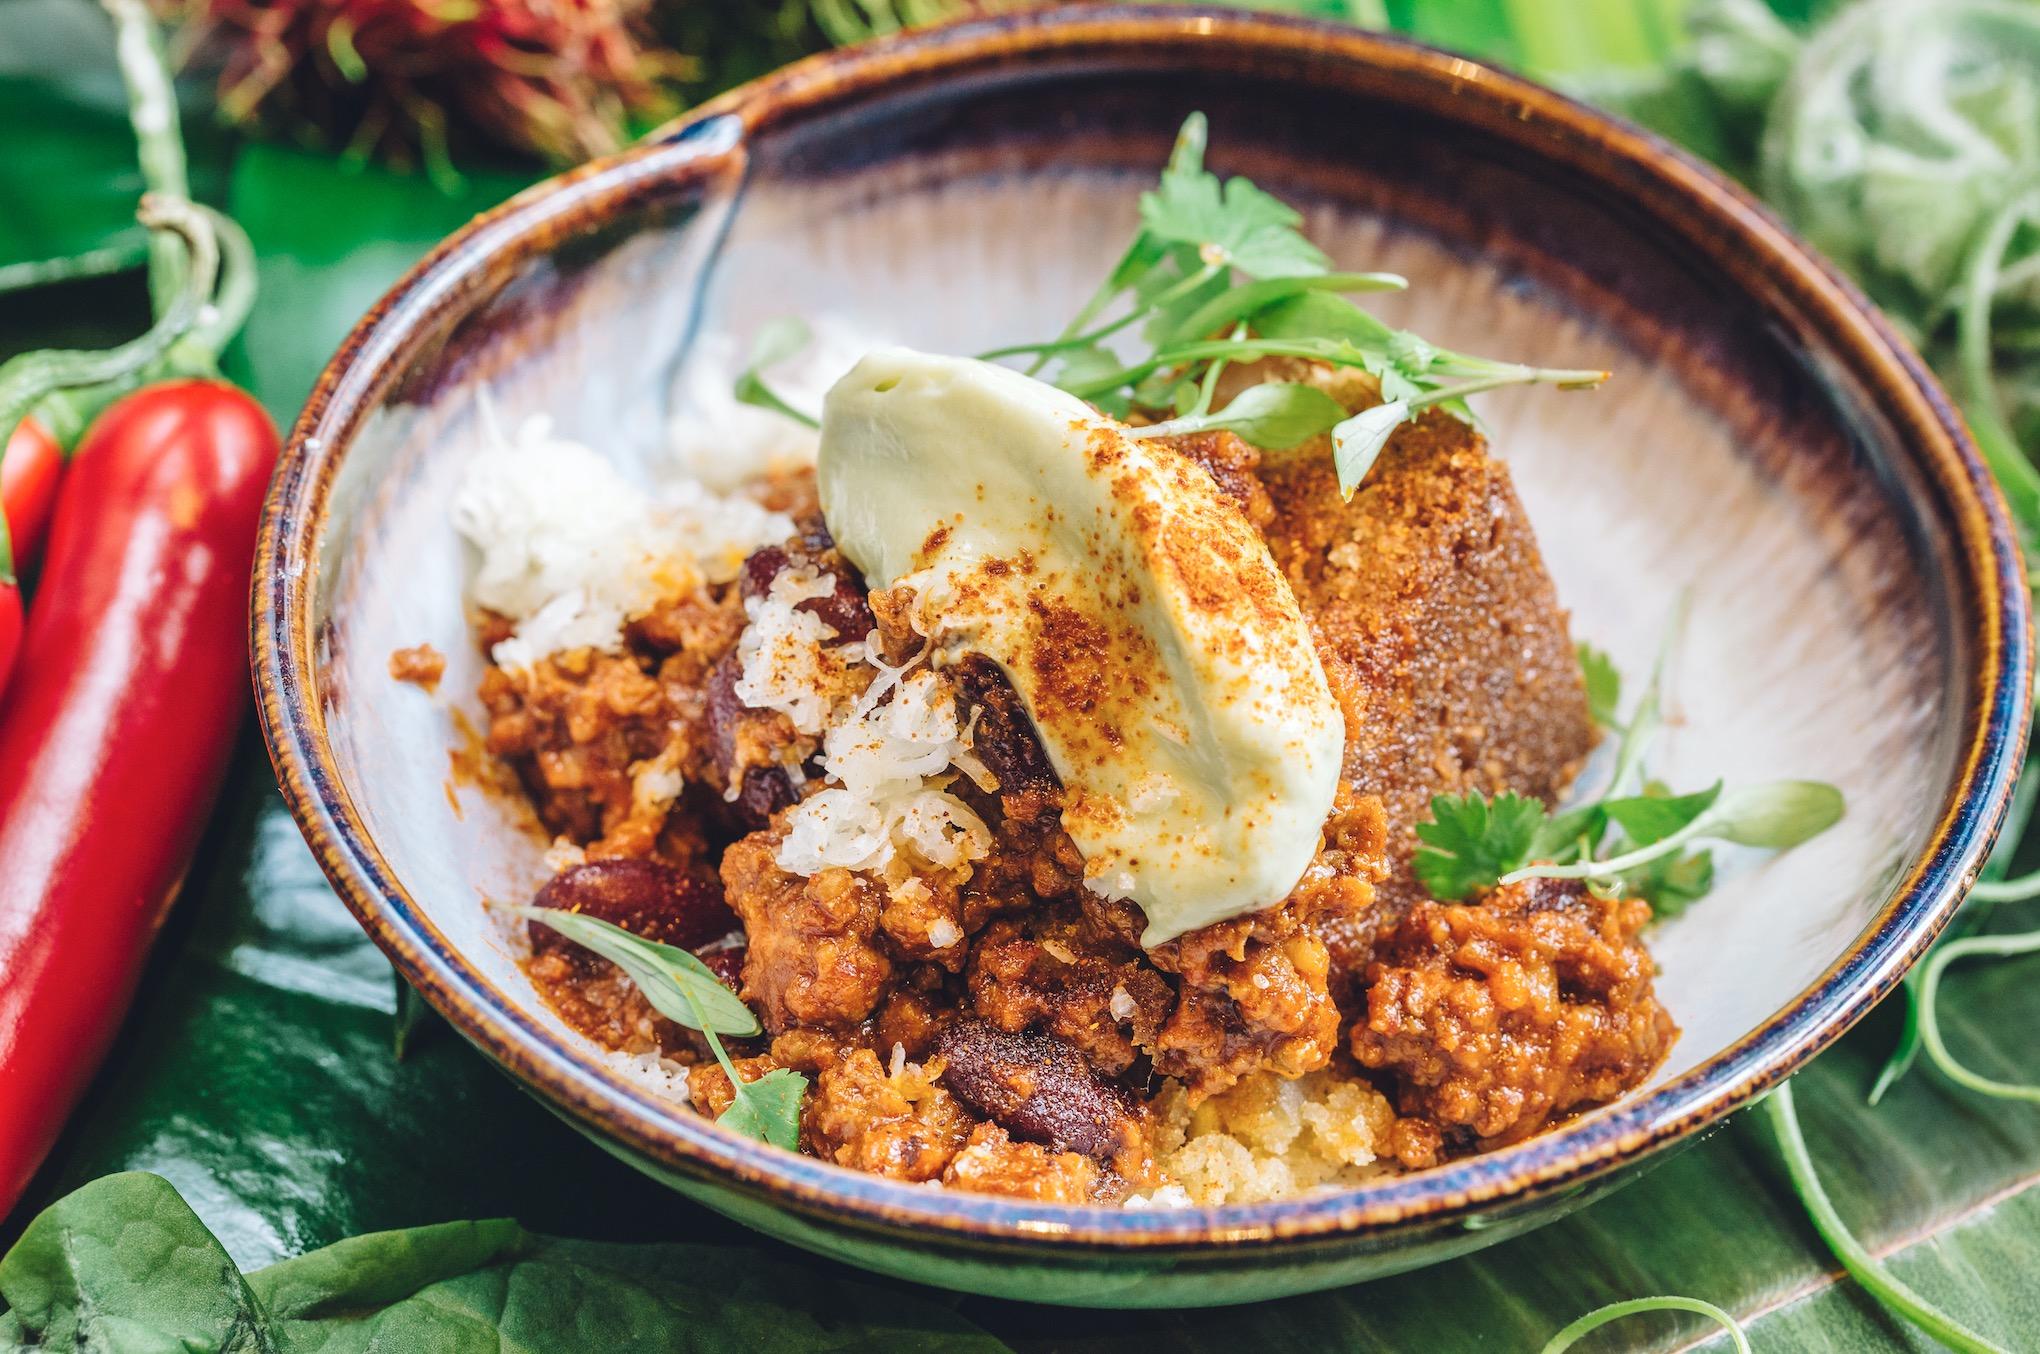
992 116 1610 493
733 113 1608 493
1917 924 2040 1105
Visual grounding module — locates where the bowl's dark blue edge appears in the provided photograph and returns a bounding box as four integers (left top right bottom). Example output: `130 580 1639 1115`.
252 5 2034 1252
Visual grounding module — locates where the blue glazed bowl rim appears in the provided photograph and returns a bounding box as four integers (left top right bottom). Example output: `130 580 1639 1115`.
254 5 2034 1249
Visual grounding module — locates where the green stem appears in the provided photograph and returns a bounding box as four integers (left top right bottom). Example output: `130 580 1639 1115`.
1764 1083 2011 1353
1155 270 1405 350
100 0 191 322
680 984 746 1088
1918 926 2040 1102
0 239 150 296
978 262 1224 363
0 196 218 580
1971 867 2040 902
1188 322 1247 419
1062 335 1606 403
1957 189 2040 554
1029 234 1155 376
1540 1296 1750 1354
1504 810 1709 884
1405 368 1611 411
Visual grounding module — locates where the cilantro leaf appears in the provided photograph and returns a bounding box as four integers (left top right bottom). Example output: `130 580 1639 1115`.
1578 642 1622 729
717 1067 809 1152
1413 790 1550 901
1138 152 1327 279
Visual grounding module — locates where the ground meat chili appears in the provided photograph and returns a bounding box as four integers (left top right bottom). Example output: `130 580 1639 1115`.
455 415 1675 1205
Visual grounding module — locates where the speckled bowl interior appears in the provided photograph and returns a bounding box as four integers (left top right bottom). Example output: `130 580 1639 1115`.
257 8 2029 1307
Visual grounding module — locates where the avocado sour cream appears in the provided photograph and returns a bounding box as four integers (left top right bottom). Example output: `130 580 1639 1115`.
816 348 1344 946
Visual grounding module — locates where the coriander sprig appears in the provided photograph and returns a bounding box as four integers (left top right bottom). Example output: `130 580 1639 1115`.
1411 627 1843 915
1001 112 1609 494
518 906 807 1150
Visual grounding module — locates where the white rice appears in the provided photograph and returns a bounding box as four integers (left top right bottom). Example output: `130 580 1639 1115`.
453 409 794 670
605 1048 692 1105
457 316 992 881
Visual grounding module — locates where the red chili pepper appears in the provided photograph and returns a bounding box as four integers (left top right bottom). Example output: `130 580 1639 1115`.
0 419 56 698
0 581 18 707
2 418 63 574
0 380 277 1212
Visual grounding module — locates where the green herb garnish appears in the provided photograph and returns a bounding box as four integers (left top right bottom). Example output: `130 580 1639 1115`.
517 907 806 1150
678 984 808 1154
1507 780 1843 888
733 113 1607 494
518 906 759 1035
1765 1082 2010 1354
1411 630 1842 913
996 112 1609 496
1412 790 1550 902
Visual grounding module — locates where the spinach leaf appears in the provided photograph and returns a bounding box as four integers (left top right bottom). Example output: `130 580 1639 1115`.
0 1172 274 1352
1 1172 1013 1353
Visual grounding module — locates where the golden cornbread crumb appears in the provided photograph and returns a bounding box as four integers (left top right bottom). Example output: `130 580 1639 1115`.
1151 1066 1399 1204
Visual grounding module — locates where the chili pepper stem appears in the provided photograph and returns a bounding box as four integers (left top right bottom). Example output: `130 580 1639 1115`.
100 0 192 322
0 198 219 488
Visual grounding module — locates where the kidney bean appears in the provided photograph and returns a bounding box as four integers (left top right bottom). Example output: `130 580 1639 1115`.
698 943 747 995
527 858 738 974
935 1018 1140 1163
738 544 791 602
950 655 1059 795
737 539 875 642
704 651 798 833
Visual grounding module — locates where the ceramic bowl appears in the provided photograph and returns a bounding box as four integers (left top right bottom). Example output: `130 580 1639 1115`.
253 5 2032 1308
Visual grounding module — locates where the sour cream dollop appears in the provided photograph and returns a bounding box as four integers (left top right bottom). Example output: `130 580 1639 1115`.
817 348 1343 945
